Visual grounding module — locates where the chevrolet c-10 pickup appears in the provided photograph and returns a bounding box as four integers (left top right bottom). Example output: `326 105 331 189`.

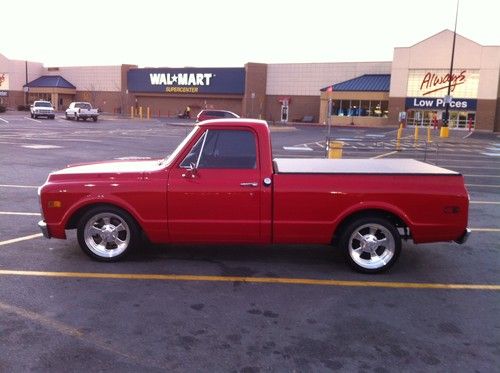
37 119 470 273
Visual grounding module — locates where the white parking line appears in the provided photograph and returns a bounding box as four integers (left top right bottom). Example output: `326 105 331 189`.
464 175 500 178
0 233 43 247
283 145 314 151
466 184 500 188
0 212 41 216
371 151 399 159
22 144 62 149
0 184 39 189
24 116 42 123
470 201 500 205
0 117 9 123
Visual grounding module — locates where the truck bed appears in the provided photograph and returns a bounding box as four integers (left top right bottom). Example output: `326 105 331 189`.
273 158 459 175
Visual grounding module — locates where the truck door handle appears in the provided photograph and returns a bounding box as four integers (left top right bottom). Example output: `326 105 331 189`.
240 182 258 187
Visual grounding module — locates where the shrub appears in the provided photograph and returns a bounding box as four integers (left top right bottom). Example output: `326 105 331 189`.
0 105 6 113
17 104 30 111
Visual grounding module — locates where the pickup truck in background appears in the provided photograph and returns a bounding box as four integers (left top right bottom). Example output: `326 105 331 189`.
30 100 55 119
37 119 470 273
65 102 99 122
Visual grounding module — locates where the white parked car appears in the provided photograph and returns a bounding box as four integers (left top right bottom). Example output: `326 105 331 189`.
65 102 99 122
30 101 55 119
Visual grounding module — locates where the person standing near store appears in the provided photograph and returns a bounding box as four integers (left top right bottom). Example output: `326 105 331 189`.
432 112 438 130
186 106 191 118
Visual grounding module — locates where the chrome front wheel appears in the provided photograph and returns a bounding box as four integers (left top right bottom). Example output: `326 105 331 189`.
77 206 138 261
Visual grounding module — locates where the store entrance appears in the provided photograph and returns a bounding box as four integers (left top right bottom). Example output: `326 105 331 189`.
407 110 475 130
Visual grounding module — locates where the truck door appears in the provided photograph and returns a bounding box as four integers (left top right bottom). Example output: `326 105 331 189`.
168 128 263 243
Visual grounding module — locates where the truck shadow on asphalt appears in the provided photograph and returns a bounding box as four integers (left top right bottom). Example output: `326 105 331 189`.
131 243 346 276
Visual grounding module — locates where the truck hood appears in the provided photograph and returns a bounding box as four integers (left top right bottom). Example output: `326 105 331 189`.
52 159 164 176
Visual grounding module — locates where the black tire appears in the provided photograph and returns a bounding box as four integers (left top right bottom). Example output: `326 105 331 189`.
76 115 79 121
34 115 37 119
30 113 34 118
339 216 401 274
50 115 55 119
93 116 98 122
65 113 69 120
77 205 140 262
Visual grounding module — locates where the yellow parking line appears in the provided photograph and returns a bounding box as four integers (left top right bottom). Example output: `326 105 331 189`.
0 270 498 291
0 233 43 246
0 300 83 337
0 300 156 366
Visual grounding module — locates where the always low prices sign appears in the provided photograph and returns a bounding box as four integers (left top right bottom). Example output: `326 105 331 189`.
405 97 477 110
407 69 479 98
127 68 245 95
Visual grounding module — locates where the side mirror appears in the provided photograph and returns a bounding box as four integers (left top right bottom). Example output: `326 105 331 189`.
182 162 198 179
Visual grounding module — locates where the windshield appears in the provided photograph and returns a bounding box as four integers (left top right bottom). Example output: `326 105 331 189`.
163 126 199 166
35 102 52 107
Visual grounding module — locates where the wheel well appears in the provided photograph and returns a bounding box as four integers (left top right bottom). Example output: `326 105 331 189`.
332 209 408 245
66 203 140 231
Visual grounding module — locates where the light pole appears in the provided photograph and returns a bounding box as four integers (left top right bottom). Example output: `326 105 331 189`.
441 0 460 137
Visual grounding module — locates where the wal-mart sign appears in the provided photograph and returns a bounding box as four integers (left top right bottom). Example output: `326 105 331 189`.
127 68 245 95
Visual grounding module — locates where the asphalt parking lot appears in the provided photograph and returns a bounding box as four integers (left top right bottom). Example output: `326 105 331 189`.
0 112 499 372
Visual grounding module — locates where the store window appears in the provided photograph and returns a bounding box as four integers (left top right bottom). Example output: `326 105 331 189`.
332 99 388 117
360 100 370 116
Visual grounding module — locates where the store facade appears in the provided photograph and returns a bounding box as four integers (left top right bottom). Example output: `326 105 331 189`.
389 30 500 132
1 31 499 131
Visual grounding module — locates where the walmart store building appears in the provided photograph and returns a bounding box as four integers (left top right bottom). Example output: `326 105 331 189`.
1 30 499 132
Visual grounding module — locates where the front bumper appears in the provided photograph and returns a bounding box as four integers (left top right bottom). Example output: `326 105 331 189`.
454 228 471 244
38 220 51 239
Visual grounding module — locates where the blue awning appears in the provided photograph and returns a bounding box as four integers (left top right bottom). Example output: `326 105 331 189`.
24 75 76 89
321 74 391 92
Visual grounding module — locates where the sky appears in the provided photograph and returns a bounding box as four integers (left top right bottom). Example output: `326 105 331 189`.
2 0 499 68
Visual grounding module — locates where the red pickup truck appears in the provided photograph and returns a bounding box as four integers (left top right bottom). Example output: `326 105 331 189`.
38 119 470 273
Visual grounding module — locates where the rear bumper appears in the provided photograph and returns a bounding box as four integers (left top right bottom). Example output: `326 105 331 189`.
38 220 51 239
454 228 471 244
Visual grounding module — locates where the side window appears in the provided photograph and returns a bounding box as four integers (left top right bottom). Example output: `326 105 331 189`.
181 129 257 169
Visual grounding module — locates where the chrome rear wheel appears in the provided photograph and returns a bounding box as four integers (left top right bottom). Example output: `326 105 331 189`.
341 216 401 273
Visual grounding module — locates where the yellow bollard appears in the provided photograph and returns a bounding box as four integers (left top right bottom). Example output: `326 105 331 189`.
440 126 449 138
396 123 403 151
130 106 134 119
327 140 344 159
147 107 150 119
139 106 143 120
427 126 432 143
414 125 419 147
